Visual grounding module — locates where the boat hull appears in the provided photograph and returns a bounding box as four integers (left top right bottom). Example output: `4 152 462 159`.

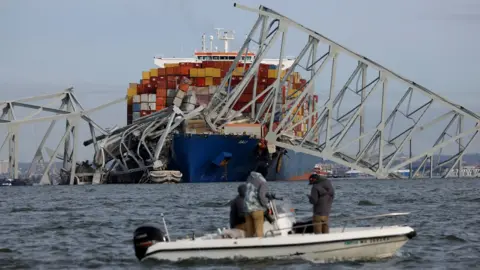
142 226 415 262
168 133 324 183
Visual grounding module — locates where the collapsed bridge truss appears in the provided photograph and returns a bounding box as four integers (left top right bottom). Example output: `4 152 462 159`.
206 3 480 178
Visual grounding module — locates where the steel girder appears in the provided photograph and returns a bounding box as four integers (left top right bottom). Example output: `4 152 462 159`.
0 88 125 184
205 3 480 179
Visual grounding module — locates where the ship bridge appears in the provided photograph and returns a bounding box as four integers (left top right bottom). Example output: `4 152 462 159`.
205 3 480 179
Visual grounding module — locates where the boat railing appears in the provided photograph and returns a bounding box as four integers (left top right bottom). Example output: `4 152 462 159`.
264 212 411 237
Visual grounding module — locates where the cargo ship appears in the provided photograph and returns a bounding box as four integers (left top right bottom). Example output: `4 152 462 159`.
125 29 322 183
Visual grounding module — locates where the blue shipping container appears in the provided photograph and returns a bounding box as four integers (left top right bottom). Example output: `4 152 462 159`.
269 65 277 70
132 103 141 112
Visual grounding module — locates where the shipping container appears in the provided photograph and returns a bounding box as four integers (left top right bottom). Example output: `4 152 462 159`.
140 103 149 111
133 112 141 121
150 68 159 77
167 89 177 98
196 77 206 87
142 71 150 80
156 88 167 98
132 103 141 112
205 77 213 86
157 80 167 89
133 95 141 103
179 83 189 92
190 68 198 77
148 102 156 111
213 77 221 85
157 68 166 76
127 87 137 97
148 94 156 102
164 63 179 68
197 68 206 77
140 94 149 103
156 97 166 106
173 96 183 107
156 105 166 111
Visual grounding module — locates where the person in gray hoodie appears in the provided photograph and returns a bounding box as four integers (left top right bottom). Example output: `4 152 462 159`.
229 184 247 231
243 163 270 238
307 174 335 234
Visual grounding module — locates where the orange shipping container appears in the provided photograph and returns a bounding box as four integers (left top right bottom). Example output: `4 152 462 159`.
156 97 166 106
179 83 189 92
166 67 176 75
178 66 190 76
156 88 167 97
141 79 150 85
157 68 166 76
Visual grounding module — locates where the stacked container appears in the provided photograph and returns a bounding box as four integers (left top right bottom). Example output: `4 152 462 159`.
126 60 315 131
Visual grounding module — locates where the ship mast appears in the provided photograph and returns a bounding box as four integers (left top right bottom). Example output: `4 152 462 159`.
215 28 235 53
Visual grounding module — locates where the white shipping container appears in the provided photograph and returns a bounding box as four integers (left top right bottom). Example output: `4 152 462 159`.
140 102 149 111
133 95 141 103
148 94 156 102
140 94 149 103
176 90 186 99
173 97 183 107
208 85 217 94
148 102 156 111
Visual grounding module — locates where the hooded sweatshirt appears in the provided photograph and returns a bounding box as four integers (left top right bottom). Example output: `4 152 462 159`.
244 171 269 213
230 184 247 228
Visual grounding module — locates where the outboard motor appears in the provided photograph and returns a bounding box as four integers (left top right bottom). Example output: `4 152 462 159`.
133 225 168 261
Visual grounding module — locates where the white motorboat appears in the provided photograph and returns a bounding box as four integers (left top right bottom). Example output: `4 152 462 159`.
132 196 416 263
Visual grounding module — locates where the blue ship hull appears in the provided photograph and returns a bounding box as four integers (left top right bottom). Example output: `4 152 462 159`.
169 134 260 183
169 133 322 183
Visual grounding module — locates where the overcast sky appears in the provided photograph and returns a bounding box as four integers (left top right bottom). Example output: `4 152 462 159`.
0 0 479 162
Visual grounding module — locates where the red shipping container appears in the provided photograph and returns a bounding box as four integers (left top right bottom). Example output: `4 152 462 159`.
193 63 202 68
158 76 166 81
203 61 215 68
256 83 266 93
213 77 221 85
267 78 276 86
157 80 167 89
196 77 205 87
156 88 167 97
167 80 176 89
239 93 253 103
214 61 223 69
127 105 133 114
258 67 268 78
141 79 150 85
137 84 144 94
140 110 150 116
313 94 318 103
157 68 166 76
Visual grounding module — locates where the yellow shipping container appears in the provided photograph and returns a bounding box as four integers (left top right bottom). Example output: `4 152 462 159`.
205 67 214 77
197 68 206 77
205 77 213 86
213 68 221 77
190 68 198 77
164 63 179 68
129 83 138 89
127 96 133 105
142 71 150 80
127 87 137 97
150 68 159 77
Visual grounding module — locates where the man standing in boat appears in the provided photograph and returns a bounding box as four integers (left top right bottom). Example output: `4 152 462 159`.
307 174 335 234
229 184 247 231
243 163 270 238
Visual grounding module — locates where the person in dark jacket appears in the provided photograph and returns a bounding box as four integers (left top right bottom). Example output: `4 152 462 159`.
230 184 247 230
307 174 335 234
